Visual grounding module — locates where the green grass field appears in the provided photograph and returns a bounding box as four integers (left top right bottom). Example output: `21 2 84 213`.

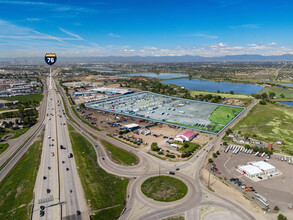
178 142 200 152
0 143 9 155
141 176 188 202
209 106 243 125
262 86 293 99
0 134 43 219
233 103 293 155
67 123 128 219
101 140 139 165
1 93 44 102
190 90 253 99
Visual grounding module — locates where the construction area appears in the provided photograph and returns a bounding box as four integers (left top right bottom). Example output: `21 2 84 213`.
85 91 245 134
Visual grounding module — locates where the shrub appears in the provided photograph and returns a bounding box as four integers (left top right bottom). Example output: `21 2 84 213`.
158 151 164 155
212 153 217 158
208 158 213 163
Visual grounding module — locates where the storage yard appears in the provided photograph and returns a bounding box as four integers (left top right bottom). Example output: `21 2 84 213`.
209 146 293 211
85 91 245 134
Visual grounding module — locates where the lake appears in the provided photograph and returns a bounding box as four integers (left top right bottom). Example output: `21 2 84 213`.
281 83 293 87
280 102 293 106
161 78 264 94
121 72 188 79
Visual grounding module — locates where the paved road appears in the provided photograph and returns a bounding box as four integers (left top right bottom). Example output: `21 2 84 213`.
0 80 47 182
32 78 87 220
58 78 261 220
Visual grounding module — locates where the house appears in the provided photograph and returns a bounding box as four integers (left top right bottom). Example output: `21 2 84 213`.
275 139 284 145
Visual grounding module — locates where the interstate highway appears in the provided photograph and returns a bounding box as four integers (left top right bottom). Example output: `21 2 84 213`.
32 78 87 220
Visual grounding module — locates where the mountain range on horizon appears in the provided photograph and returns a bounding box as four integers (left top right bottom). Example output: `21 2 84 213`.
2 54 293 64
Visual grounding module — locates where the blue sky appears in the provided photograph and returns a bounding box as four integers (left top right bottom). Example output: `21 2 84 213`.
0 0 293 57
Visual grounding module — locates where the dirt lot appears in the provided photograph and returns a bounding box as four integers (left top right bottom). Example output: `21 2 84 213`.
209 147 293 215
79 107 213 161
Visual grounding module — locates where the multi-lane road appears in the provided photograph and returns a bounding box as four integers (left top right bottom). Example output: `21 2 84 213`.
57 78 262 220
32 78 87 220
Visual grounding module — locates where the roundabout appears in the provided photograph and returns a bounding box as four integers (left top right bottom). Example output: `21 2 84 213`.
141 175 188 202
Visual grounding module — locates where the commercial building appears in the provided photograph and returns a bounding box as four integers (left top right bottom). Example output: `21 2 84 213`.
238 161 277 178
91 87 134 95
123 123 140 131
174 130 197 142
74 91 97 96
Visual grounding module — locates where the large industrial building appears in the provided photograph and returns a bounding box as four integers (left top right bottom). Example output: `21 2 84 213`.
238 161 277 179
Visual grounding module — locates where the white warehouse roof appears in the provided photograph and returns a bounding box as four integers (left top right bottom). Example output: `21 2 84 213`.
239 165 263 176
250 161 276 172
124 123 140 129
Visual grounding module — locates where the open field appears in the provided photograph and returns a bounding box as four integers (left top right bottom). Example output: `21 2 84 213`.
1 93 44 102
101 140 139 165
0 134 43 219
86 91 244 134
190 90 254 99
262 86 293 99
67 123 129 219
209 106 243 125
233 103 293 155
141 176 188 202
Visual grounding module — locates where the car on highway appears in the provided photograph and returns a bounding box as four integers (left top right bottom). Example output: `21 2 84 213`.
62 161 65 164
69 190 72 193
48 166 51 170
66 168 69 171
167 171 175 175
102 157 105 160
40 210 45 217
175 168 180 171
43 176 47 180
76 210 81 216
40 206 45 210
46 189 50 193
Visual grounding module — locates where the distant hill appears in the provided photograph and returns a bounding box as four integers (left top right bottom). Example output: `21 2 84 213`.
1 54 293 64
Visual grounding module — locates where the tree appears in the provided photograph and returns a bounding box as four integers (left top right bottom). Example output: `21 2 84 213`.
259 100 267 105
278 214 288 220
274 206 279 211
208 158 213 163
183 143 189 148
269 92 276 99
216 151 220 155
244 144 251 149
280 94 285 98
151 142 159 151
212 153 217 158
225 128 233 134
229 90 234 94
223 141 228 146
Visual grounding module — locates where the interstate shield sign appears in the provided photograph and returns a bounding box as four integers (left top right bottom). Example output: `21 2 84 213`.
44 53 57 66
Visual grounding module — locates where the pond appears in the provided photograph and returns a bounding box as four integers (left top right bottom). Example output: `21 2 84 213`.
161 78 264 94
280 102 293 106
121 72 188 79
281 83 293 87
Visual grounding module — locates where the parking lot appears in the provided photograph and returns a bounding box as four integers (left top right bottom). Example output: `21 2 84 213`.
210 147 293 211
85 91 245 134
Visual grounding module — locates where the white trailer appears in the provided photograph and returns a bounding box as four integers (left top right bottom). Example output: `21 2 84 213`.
261 152 266 157
255 151 259 156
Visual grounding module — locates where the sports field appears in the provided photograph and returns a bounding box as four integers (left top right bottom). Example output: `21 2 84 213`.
86 91 245 134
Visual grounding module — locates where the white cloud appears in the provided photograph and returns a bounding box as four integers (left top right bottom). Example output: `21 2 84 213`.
230 24 259 29
267 42 277 46
188 33 218 39
108 33 121 38
59 27 84 40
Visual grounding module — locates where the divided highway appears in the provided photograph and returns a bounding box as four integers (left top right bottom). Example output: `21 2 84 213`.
32 78 87 220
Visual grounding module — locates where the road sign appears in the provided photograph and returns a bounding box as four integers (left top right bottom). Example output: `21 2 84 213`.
44 53 57 66
38 195 54 204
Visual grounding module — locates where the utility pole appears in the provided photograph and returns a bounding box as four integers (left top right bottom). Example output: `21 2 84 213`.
159 162 160 176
